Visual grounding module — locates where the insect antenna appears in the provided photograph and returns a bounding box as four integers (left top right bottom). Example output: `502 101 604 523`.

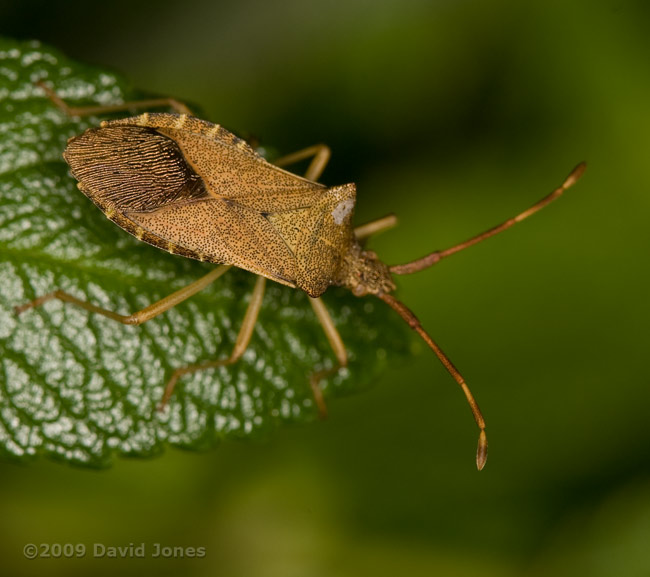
389 162 586 275
377 292 488 470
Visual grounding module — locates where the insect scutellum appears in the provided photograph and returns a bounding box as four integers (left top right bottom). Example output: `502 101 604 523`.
16 82 587 471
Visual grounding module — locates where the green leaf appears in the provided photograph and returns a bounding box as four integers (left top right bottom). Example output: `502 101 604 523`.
0 38 413 467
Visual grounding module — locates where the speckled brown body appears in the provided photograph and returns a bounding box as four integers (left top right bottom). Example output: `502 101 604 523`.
64 112 389 298
23 84 587 472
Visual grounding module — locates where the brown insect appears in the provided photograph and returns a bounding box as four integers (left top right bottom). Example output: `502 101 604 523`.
16 82 586 470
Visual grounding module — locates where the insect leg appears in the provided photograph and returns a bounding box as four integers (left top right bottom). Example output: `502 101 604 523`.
354 214 399 241
158 275 267 409
272 144 331 182
390 162 586 275
15 265 231 324
36 80 193 117
275 144 345 417
308 297 348 419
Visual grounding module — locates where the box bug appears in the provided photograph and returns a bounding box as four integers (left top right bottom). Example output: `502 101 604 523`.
16 82 586 469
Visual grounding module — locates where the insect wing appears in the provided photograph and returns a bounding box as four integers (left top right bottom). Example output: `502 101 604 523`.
64 123 299 285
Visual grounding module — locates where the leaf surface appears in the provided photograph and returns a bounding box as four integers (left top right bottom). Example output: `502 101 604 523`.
0 38 413 466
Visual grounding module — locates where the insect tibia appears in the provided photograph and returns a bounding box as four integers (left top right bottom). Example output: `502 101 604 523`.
338 240 396 297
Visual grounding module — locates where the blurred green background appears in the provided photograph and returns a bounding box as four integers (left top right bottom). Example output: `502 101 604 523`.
1 0 649 575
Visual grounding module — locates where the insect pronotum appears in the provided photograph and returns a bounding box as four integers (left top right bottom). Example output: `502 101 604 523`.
16 82 586 470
